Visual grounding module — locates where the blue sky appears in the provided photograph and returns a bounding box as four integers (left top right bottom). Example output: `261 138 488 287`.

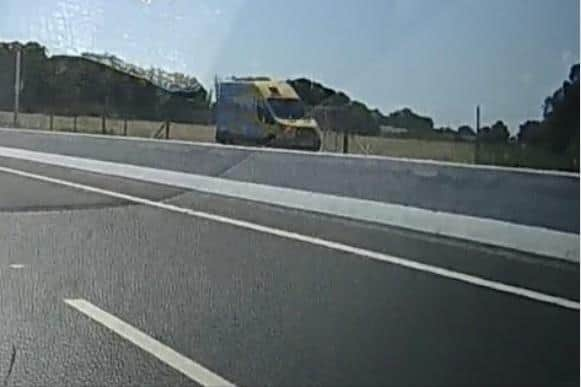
1 0 579 132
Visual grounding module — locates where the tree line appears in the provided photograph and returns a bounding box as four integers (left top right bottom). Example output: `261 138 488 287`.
293 64 578 149
0 42 210 123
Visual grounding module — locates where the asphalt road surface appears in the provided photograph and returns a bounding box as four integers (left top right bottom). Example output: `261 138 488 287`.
0 132 578 386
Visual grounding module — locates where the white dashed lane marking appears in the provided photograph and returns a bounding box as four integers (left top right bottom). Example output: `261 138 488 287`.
65 299 236 387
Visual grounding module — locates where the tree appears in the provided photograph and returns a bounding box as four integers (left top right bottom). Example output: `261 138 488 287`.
288 78 336 106
478 121 509 143
569 63 579 84
344 101 380 135
457 125 475 137
289 77 379 135
478 126 491 139
0 41 210 122
515 63 579 170
517 120 542 144
320 92 350 106
380 108 434 131
489 120 510 142
540 64 579 154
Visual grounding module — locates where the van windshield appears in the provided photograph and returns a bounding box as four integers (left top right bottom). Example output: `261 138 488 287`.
267 98 306 120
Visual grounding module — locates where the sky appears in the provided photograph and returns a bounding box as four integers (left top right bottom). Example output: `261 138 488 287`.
0 0 579 132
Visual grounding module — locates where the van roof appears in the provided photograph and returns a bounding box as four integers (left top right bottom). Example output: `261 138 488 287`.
253 80 299 99
221 78 299 99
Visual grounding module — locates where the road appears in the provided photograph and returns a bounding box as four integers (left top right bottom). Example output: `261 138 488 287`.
0 129 578 386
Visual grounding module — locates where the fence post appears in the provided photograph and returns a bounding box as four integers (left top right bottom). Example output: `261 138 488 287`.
123 119 128 136
343 132 349 154
49 113 53 131
101 114 106 134
13 49 21 128
165 120 170 139
73 115 77 132
475 105 480 164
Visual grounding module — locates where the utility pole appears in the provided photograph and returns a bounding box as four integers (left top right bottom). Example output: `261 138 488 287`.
13 48 21 127
475 105 480 164
476 105 480 132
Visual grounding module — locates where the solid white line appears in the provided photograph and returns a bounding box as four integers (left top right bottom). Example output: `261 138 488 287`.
0 145 577 262
64 299 236 387
0 126 578 177
1 164 578 311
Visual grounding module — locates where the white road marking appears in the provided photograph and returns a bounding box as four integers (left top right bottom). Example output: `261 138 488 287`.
8 264 26 269
64 298 236 387
0 126 578 177
1 164 578 311
0 145 578 262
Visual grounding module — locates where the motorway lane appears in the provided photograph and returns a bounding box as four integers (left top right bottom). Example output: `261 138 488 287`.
0 128 578 233
0 158 579 386
167 190 579 301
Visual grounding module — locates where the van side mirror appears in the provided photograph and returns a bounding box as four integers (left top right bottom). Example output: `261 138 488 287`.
257 101 275 124
264 109 275 124
256 102 265 122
